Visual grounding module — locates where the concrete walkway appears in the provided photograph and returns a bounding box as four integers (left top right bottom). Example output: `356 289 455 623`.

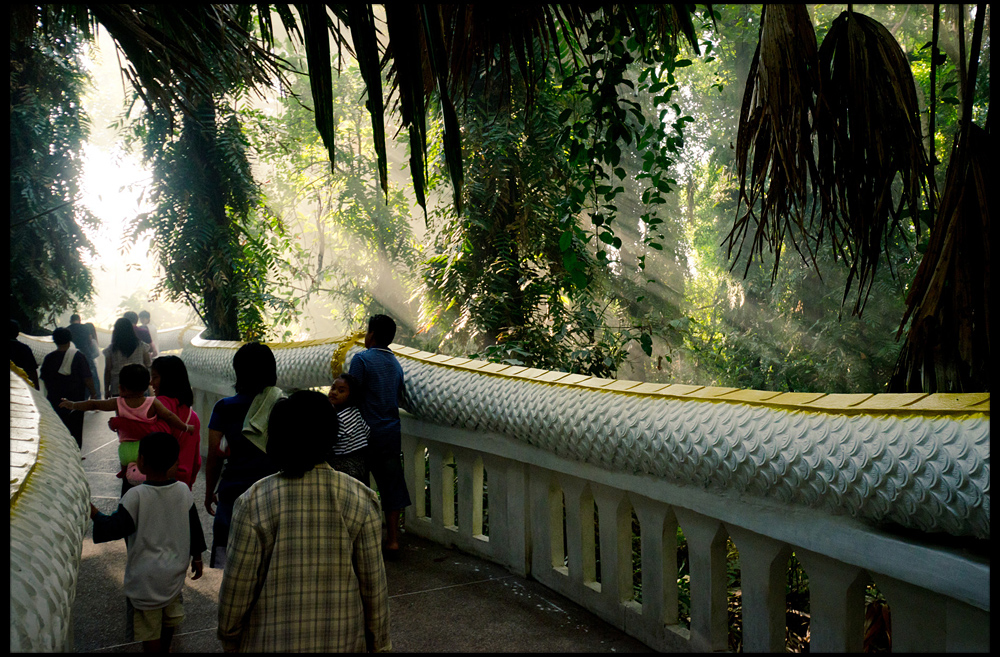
72 412 654 653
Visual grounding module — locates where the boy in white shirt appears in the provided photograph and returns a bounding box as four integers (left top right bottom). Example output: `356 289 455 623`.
90 431 206 652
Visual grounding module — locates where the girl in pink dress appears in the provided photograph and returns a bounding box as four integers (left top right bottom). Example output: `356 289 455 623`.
62 363 194 490
149 356 202 490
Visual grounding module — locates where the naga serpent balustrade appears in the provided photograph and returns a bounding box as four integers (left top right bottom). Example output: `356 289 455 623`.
10 327 990 652
176 329 990 540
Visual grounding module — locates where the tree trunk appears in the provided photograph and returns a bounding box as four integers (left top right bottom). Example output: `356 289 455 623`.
185 97 242 341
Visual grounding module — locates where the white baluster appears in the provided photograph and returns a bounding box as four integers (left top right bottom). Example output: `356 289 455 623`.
427 446 446 529
728 526 791 652
548 481 567 573
871 573 946 653
441 450 456 530
632 497 674 625
590 484 634 605
455 450 476 538
675 508 729 652
501 459 531 578
560 477 588 586
795 548 865 652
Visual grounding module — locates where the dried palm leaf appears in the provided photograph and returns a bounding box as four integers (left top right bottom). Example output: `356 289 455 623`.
83 6 287 122
730 7 937 318
816 10 936 315
345 5 389 201
728 4 823 281
891 4 989 393
890 122 990 392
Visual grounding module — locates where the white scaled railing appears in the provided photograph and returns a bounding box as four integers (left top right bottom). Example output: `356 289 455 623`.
9 368 90 652
177 331 990 653
13 328 991 652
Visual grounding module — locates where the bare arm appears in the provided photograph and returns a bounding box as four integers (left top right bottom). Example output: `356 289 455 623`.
151 399 194 434
205 429 225 516
60 398 118 412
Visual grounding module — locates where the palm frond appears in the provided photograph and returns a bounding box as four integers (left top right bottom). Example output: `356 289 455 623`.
891 4 989 393
816 10 935 314
82 6 286 121
729 5 823 281
307 4 708 214
730 7 937 316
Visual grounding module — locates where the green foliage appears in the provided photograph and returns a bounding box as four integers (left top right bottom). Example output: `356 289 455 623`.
128 99 290 341
638 5 946 394
418 60 627 375
417 8 708 377
10 22 97 331
245 45 422 337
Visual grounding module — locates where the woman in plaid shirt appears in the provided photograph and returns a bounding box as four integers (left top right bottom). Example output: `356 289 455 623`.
217 390 391 652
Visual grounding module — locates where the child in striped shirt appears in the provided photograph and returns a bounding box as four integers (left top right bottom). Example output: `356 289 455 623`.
326 373 371 484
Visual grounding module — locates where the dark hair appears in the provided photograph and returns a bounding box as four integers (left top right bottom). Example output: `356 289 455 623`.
10 319 21 340
111 317 140 357
119 363 150 393
267 390 337 478
52 327 72 346
70 314 81 323
335 373 363 407
138 432 179 474
152 356 194 407
85 322 97 340
139 310 150 322
123 311 139 325
233 342 277 396
368 314 396 347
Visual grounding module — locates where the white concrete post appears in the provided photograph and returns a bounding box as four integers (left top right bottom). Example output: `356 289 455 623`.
400 434 418 518
675 508 729 652
503 459 531 577
579 485 600 590
591 484 631 604
728 525 792 653
795 548 865 652
427 446 446 529
478 453 521 573
560 477 588 585
455 449 477 538
471 456 485 537
527 466 553 577
632 497 671 625
871 573 946 653
548 481 566 571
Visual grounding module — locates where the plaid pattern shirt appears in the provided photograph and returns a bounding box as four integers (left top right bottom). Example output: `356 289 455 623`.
217 463 391 652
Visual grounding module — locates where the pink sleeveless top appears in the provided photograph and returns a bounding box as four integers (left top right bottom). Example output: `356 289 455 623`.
116 397 157 443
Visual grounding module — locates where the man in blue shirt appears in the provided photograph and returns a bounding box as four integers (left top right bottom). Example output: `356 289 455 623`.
349 315 410 556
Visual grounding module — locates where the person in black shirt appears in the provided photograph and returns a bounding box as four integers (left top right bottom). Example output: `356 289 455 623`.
40 327 96 448
68 314 101 399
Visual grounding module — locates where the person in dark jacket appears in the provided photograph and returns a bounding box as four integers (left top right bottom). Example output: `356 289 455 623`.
40 327 96 448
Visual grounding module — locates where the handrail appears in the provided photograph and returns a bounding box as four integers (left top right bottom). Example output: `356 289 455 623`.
14 327 990 651
9 368 90 652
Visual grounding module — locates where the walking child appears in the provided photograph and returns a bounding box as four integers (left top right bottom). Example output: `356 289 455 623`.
61 363 194 491
326 373 371 483
90 432 206 653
